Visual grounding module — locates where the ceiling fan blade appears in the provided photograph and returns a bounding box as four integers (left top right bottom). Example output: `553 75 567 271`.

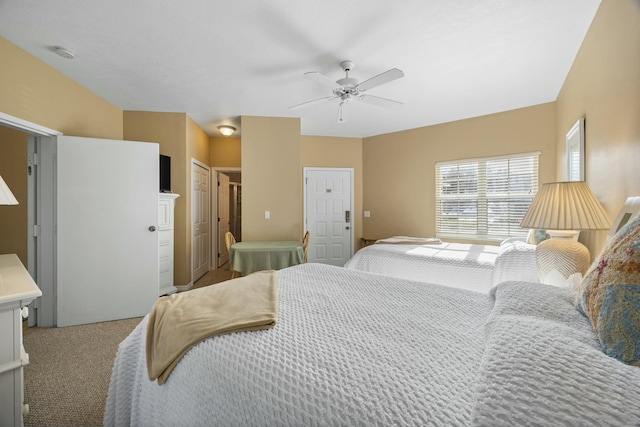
356 68 404 92
289 96 336 110
305 71 342 90
337 102 348 124
359 94 403 110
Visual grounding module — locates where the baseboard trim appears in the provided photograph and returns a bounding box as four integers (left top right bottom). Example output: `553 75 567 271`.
175 282 193 292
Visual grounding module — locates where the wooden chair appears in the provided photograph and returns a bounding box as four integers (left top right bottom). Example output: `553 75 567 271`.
225 231 240 278
302 231 310 263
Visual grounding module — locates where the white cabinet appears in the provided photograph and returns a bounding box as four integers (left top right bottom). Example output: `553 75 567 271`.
0 254 42 427
159 193 179 296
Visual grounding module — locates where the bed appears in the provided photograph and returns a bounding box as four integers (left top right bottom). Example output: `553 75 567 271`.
345 196 640 293
344 239 539 292
104 262 640 426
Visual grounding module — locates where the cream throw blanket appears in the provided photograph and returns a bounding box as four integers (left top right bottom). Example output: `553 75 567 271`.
146 270 278 385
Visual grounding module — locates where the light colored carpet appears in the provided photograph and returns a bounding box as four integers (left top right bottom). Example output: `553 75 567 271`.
23 317 143 427
22 266 232 427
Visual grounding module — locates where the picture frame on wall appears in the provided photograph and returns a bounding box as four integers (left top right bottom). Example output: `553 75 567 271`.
566 117 585 181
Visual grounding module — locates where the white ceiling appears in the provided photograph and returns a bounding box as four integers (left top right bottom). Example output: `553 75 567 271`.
0 0 601 138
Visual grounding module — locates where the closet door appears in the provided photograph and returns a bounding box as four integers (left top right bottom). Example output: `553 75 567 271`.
55 136 159 326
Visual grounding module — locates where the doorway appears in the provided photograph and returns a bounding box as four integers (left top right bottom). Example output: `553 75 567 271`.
212 168 241 269
0 113 60 327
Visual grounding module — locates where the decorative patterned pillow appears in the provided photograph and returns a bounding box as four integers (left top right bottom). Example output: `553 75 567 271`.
576 213 640 366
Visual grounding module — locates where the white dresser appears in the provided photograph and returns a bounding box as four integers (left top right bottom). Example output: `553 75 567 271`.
159 193 179 296
0 254 42 427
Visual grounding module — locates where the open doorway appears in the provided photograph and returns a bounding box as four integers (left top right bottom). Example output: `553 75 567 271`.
0 113 61 327
212 168 241 270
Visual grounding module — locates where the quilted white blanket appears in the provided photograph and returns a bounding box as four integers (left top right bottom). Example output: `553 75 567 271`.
472 281 640 426
105 264 640 426
105 263 492 426
344 241 539 292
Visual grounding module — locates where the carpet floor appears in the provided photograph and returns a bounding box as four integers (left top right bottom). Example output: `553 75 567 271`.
22 266 232 427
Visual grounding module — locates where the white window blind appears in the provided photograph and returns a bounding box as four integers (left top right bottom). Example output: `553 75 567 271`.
435 152 539 240
569 149 581 181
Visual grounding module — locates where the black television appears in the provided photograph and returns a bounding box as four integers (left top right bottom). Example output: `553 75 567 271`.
159 154 171 192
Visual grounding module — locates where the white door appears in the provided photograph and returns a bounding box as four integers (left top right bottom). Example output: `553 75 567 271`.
56 136 159 327
217 172 230 267
192 161 210 281
304 168 354 266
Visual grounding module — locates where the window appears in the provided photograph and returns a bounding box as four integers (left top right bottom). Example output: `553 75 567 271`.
435 152 540 240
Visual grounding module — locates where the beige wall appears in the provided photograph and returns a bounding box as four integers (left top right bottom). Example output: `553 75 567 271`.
556 0 640 257
123 111 195 285
0 127 29 264
0 36 123 139
362 103 557 243
210 137 241 167
300 135 364 249
187 116 210 167
241 116 302 240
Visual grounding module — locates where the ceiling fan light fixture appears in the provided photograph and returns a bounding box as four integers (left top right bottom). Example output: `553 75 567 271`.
290 60 405 123
218 125 236 137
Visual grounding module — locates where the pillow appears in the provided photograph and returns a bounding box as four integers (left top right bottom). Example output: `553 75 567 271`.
500 237 527 246
526 229 550 245
576 213 640 366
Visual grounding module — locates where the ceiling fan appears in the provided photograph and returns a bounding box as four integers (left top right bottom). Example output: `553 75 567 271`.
289 60 405 123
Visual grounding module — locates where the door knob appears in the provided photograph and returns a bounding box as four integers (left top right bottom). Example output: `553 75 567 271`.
346 226 350 230
149 226 157 232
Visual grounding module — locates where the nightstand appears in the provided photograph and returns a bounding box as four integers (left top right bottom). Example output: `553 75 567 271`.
0 254 42 427
360 238 378 248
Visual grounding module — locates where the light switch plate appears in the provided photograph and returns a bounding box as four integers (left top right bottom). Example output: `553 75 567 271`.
364 211 371 218
264 210 270 219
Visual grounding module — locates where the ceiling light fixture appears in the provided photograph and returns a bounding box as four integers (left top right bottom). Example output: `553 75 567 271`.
218 125 236 137
53 46 75 59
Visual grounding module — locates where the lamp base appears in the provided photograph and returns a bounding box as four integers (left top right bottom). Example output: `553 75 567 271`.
536 232 590 287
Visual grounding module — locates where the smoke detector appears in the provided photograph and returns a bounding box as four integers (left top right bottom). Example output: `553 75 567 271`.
53 46 75 59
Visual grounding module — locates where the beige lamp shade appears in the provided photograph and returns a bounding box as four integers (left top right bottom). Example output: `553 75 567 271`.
0 175 19 205
520 181 610 287
520 181 610 231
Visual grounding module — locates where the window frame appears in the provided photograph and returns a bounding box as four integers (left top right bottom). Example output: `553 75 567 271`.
435 152 540 241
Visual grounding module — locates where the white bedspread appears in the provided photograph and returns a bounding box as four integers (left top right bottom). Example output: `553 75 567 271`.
344 241 539 292
471 281 640 426
105 264 640 426
105 263 492 426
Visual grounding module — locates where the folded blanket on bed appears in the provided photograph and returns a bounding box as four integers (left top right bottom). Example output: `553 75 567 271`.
146 270 278 385
375 236 442 245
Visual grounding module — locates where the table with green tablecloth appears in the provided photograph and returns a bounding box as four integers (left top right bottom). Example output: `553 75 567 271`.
229 241 304 275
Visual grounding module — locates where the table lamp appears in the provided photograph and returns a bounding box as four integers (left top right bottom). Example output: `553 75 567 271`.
0 175 18 205
0 174 19 287
520 181 610 286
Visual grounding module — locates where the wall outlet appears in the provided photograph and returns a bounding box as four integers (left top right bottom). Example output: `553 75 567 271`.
264 210 270 219
364 211 371 218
